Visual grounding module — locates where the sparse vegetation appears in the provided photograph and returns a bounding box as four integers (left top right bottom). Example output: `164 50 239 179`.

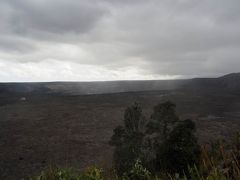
31 166 104 180
2 100 240 179
32 132 240 179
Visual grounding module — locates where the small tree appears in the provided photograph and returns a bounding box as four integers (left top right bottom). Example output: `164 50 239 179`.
146 101 179 142
157 119 200 174
109 103 146 175
144 101 179 171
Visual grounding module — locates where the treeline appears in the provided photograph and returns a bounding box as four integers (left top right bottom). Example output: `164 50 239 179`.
32 101 240 180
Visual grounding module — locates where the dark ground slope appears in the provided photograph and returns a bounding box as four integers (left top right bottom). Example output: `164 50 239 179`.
0 89 240 179
0 73 240 179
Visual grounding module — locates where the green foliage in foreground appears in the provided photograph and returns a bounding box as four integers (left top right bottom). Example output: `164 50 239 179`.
30 102 240 180
31 134 240 179
31 166 104 180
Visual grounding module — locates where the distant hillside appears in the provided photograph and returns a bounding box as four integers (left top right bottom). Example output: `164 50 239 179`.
183 73 240 93
0 73 239 95
0 80 188 95
0 83 50 94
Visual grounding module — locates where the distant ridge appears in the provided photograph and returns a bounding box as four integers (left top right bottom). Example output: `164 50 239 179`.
219 72 240 79
183 73 240 92
0 73 239 95
0 80 188 95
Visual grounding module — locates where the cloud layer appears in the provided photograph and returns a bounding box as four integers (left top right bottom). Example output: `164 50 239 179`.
0 0 240 81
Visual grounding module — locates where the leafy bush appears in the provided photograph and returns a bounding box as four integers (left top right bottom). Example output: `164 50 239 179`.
122 159 151 180
81 166 103 180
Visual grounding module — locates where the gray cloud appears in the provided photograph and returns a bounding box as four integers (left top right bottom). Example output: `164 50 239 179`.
0 0 107 39
0 0 240 81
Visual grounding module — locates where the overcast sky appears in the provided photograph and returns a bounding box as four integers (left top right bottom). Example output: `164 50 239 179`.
0 0 240 82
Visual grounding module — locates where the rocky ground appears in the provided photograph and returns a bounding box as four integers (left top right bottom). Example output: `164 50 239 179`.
0 90 240 179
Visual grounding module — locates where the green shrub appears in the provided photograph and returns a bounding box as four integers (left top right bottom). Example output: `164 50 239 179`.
122 159 151 180
81 166 103 180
